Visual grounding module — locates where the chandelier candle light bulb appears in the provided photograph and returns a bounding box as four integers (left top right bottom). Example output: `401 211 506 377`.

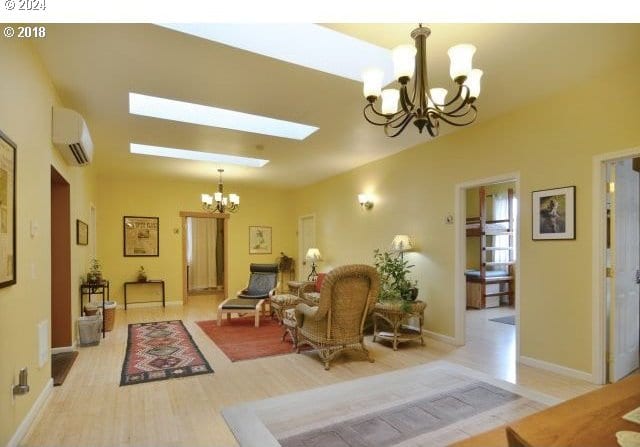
362 24 482 138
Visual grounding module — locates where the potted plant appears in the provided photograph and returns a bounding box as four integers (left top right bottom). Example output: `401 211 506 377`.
137 265 147 282
373 249 418 309
87 258 102 284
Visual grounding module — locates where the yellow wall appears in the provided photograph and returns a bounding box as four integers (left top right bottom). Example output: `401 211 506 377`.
293 62 640 374
465 182 515 270
0 40 98 445
96 176 297 305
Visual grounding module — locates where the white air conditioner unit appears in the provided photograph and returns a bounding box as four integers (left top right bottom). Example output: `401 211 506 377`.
52 107 94 166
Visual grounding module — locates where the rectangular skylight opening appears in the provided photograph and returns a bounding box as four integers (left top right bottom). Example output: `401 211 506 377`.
157 23 394 84
129 92 318 140
130 143 269 168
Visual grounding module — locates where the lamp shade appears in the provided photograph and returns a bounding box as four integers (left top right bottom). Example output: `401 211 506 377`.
463 68 483 99
447 43 476 81
362 68 384 99
305 248 322 261
391 235 413 252
392 44 416 80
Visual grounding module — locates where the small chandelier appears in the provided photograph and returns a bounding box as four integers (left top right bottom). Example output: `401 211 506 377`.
362 24 483 138
201 168 239 213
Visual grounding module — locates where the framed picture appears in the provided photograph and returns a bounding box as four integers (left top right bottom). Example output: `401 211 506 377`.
532 186 576 240
0 130 16 288
249 226 272 254
123 216 159 257
76 219 88 245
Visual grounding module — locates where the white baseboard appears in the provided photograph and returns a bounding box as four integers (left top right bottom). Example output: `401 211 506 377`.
7 378 53 447
519 355 594 382
50 344 76 355
423 329 461 346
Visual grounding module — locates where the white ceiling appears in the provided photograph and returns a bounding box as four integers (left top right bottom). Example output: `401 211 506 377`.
32 23 640 188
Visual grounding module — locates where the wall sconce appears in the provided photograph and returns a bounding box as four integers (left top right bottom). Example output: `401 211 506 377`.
358 193 374 210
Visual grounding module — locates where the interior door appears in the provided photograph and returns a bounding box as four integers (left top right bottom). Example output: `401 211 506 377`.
298 215 315 281
609 159 640 382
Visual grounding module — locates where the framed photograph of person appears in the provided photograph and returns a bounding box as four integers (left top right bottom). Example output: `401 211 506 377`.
249 226 272 254
532 186 576 240
0 129 16 288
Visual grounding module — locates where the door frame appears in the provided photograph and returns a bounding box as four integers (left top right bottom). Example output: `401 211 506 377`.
180 211 229 304
592 146 640 384
297 214 316 282
454 171 521 356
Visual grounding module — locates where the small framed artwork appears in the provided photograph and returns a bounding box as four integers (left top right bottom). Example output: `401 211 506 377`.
0 129 16 288
123 216 159 257
249 226 272 254
532 186 576 240
76 219 88 245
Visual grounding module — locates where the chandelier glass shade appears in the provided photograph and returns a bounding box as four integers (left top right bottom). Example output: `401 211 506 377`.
201 168 239 213
362 24 483 138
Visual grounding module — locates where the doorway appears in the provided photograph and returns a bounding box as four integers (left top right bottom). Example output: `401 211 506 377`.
604 157 640 382
297 214 316 281
455 173 520 380
180 211 228 304
51 167 71 349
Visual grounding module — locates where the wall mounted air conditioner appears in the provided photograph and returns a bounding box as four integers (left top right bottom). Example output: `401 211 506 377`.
52 107 94 166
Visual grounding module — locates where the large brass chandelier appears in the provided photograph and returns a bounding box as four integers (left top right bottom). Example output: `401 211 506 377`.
201 169 239 213
362 24 483 138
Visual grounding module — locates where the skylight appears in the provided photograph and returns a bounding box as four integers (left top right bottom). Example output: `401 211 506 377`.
157 23 394 84
129 93 318 140
130 143 269 168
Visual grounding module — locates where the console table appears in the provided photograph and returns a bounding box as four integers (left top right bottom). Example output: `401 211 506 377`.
372 300 426 350
123 280 165 310
80 280 109 337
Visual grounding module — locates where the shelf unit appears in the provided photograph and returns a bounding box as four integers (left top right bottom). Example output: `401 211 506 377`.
465 186 515 309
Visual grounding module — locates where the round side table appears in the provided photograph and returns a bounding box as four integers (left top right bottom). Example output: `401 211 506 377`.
372 300 426 350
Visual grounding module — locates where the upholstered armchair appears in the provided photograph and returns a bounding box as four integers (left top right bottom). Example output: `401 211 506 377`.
217 263 279 327
295 264 380 370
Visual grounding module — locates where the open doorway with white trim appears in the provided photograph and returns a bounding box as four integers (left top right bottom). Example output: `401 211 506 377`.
455 173 520 381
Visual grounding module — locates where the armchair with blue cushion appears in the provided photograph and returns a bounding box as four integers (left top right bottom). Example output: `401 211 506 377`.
216 263 279 327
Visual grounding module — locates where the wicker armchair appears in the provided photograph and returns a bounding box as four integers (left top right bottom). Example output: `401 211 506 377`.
295 264 380 370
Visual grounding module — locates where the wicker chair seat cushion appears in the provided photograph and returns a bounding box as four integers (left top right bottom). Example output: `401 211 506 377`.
220 298 262 309
283 307 297 322
272 294 299 305
303 292 320 304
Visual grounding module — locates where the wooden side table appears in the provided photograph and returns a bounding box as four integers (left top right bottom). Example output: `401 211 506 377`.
372 300 426 350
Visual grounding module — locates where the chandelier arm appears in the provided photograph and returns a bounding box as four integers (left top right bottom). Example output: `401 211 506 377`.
388 112 415 128
443 84 469 109
441 103 475 118
437 106 478 126
384 114 415 137
399 84 415 114
363 103 405 125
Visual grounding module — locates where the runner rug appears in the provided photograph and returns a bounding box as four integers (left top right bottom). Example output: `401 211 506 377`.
120 320 213 386
196 316 302 362
222 361 560 447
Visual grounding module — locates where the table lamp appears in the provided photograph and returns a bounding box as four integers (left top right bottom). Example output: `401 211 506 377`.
305 248 322 281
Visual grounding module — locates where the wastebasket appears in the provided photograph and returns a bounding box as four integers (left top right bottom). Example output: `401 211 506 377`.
103 301 117 331
78 315 102 346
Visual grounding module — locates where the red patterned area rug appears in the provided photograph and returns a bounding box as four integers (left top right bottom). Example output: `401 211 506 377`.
196 317 303 362
120 320 213 386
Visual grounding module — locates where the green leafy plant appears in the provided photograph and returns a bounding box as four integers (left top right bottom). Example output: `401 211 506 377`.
373 249 417 309
87 258 102 284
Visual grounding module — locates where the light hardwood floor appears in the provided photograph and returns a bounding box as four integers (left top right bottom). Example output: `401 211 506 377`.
21 297 598 447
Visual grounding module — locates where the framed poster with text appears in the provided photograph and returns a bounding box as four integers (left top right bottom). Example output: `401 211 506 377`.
123 216 159 256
